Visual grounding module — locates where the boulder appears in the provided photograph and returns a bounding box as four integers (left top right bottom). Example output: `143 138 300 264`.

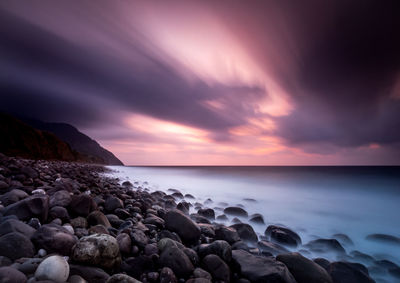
35 255 69 282
69 194 97 217
257 240 289 255
0 266 27 283
249 214 265 224
197 208 215 220
327 261 375 283
202 254 230 282
265 225 301 247
198 240 232 262
232 250 296 283
49 206 70 223
160 267 177 283
49 190 71 208
230 223 258 243
69 264 110 283
72 233 121 270
0 189 28 206
87 211 111 228
193 268 212 280
116 233 131 255
215 225 240 244
105 196 124 212
131 229 149 248
0 219 36 238
366 233 400 245
277 252 333 283
164 209 201 244
223 207 248 217
159 246 194 278
0 232 35 260
32 223 77 255
106 274 141 283
305 239 346 254
20 166 38 178
3 194 49 222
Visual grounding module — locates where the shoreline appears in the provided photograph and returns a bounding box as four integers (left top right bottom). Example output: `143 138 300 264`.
0 154 386 282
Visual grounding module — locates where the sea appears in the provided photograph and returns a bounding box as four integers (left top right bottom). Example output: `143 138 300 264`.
106 166 400 282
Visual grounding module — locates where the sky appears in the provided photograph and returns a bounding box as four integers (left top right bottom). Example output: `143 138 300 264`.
1 0 400 165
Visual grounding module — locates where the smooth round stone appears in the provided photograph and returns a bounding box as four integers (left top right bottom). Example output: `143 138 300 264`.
63 224 74 234
69 274 88 283
38 249 47 257
35 255 70 282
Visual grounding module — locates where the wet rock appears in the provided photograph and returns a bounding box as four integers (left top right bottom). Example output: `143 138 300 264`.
0 219 36 238
333 234 354 246
143 215 165 228
87 211 111 228
197 208 215 220
190 214 211 224
158 230 182 243
107 214 124 228
223 207 248 217
230 223 258 243
177 202 190 214
305 239 346 254
72 233 121 270
0 256 12 267
69 194 97 217
106 273 141 283
164 209 201 244
14 257 42 274
389 267 400 279
265 225 301 247
0 189 29 206
21 166 38 179
327 261 375 283
144 243 158 256
159 246 194 278
198 224 215 238
243 198 257 203
249 214 265 224
184 247 200 266
28 218 41 229
160 267 177 283
185 194 195 200
374 259 398 270
314 258 331 270
257 240 289 256
71 216 88 229
0 180 8 190
277 252 333 283
216 214 228 221
232 241 250 252
68 274 88 283
89 224 109 235
49 190 71 208
0 266 27 282
0 232 35 260
366 233 400 245
186 279 211 283
3 194 49 222
158 238 185 253
215 225 240 244
193 268 212 280
198 240 232 262
49 206 70 223
349 251 374 265
131 229 149 248
105 196 124 212
32 223 77 255
121 255 155 279
35 255 69 282
232 249 296 283
69 264 110 283
202 254 230 282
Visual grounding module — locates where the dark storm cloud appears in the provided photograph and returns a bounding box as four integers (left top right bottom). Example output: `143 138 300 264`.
0 5 264 133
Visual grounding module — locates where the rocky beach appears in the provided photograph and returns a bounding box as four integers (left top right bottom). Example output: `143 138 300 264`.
0 154 392 283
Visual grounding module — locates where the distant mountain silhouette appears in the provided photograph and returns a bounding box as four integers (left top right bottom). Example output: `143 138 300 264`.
20 118 123 165
0 113 123 165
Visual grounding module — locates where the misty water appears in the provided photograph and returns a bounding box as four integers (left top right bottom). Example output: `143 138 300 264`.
107 166 400 282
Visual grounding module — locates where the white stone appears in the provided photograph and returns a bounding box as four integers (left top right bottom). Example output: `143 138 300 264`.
63 224 75 234
35 255 69 282
38 249 47 257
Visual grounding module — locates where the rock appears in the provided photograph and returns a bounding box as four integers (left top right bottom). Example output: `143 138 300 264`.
230 223 258 243
277 252 333 283
314 258 331 269
71 217 88 229
232 241 250 252
38 249 47 257
197 208 215 220
366 233 400 245
0 266 27 283
87 211 111 228
327 261 375 283
215 225 240 244
28 218 41 229
160 267 177 283
0 232 35 260
216 215 228 221
35 255 69 282
265 225 301 247
116 233 131 254
106 274 141 283
72 233 121 270
198 224 215 238
21 166 38 179
232 249 296 283
332 234 354 246
88 224 109 235
305 239 346 254
69 264 110 283
257 240 289 255
223 207 248 217
68 275 88 283
143 215 165 228
69 194 97 217
0 256 12 267
198 240 232 262
186 279 211 283
105 196 124 212
249 214 265 224
185 194 195 200
243 198 257 203
349 251 374 265
32 223 77 255
3 194 49 222
131 229 149 248
202 254 230 282
164 209 201 244
177 202 190 214
49 190 71 208
0 181 8 190
193 268 212 280
49 206 70 223
190 214 211 224
389 267 400 278
0 219 36 238
159 246 194 278
0 189 29 206
158 238 185 253
144 243 158 256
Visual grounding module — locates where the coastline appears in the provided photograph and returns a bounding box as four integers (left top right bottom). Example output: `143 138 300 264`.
0 154 384 282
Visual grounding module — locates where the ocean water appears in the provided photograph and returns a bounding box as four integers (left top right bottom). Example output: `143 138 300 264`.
106 166 400 282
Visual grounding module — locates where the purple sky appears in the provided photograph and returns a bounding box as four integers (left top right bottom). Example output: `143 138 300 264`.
1 0 400 165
